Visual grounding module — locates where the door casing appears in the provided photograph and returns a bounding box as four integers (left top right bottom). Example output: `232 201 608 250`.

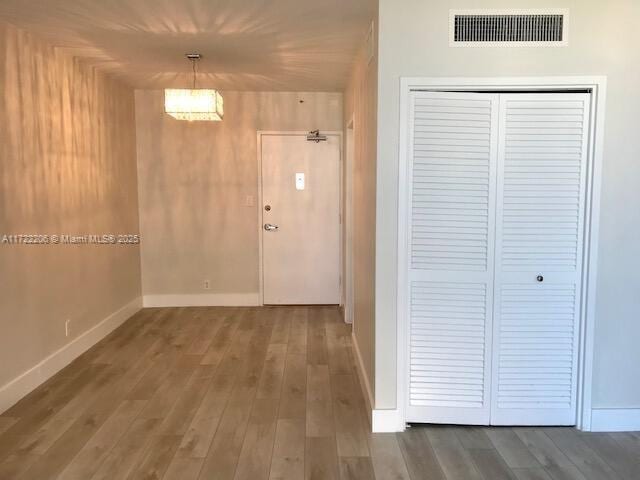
257 131 343 306
396 77 607 432
345 118 355 324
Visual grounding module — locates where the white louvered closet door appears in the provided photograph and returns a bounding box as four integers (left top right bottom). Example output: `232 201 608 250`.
490 93 591 425
406 92 499 424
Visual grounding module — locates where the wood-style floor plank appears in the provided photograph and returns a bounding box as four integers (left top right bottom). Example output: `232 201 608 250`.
196 380 258 480
543 427 623 480
269 418 305 480
256 344 287 400
233 398 279 480
163 456 204 480
580 433 640 480
331 374 369 457
514 429 589 480
469 448 518 480
397 427 445 480
127 433 181 480
278 354 307 420
512 468 555 480
286 308 307 355
176 373 235 459
338 456 376 480
0 306 638 480
89 418 161 480
487 428 542 469
57 399 147 479
305 436 339 480
369 433 412 480
0 417 18 436
306 308 328 366
305 365 334 438
456 427 494 450
426 427 483 480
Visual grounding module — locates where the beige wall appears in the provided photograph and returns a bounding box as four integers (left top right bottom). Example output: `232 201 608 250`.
135 91 342 298
0 22 141 388
375 0 640 409
344 17 378 409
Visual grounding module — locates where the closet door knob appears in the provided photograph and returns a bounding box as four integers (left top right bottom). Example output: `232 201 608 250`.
537 275 544 282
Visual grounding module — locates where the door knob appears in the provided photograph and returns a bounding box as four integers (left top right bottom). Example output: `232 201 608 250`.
537 275 544 282
264 223 279 231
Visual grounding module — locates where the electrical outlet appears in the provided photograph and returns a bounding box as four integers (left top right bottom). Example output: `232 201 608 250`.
203 279 210 290
65 319 70 337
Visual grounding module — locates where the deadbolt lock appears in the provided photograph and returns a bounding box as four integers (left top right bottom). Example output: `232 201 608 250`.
264 205 271 211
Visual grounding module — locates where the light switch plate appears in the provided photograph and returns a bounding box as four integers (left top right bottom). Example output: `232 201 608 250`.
295 173 305 190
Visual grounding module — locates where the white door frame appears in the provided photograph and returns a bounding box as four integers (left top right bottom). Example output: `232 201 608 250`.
257 131 343 306
344 117 355 323
396 77 607 432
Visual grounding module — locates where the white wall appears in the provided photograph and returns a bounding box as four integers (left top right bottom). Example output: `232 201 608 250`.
0 21 141 405
344 12 378 412
375 0 640 410
135 91 343 302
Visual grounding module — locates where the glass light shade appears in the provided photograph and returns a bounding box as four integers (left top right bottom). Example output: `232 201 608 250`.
164 89 224 121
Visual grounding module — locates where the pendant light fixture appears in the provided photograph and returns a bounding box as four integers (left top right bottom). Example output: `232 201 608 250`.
164 53 224 121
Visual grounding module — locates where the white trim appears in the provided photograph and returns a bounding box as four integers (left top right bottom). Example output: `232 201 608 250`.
591 409 640 432
256 131 343 306
372 409 404 433
449 9 570 48
351 331 374 418
344 116 355 324
0 296 142 414
142 293 259 307
396 76 607 432
577 80 607 431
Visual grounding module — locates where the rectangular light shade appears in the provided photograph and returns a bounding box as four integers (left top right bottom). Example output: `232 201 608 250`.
164 89 224 121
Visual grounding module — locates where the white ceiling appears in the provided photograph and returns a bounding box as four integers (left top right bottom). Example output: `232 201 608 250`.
0 0 374 90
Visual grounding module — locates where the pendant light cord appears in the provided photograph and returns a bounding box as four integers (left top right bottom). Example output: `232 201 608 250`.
192 57 197 89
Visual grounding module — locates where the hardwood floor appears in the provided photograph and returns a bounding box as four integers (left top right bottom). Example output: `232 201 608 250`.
0 306 638 479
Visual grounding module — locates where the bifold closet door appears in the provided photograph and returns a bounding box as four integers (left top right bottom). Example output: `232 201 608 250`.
406 91 499 424
490 93 591 425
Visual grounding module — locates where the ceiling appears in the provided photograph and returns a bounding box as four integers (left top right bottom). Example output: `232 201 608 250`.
0 0 374 91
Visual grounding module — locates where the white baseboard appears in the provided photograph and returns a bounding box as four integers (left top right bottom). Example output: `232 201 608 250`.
351 332 374 419
372 408 405 432
590 408 640 432
142 293 260 307
350 332 405 432
0 296 142 414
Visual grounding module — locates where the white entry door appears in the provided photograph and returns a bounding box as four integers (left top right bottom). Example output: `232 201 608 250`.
261 133 341 305
404 91 591 426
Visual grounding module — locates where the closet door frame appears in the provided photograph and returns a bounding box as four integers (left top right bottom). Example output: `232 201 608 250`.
396 76 607 433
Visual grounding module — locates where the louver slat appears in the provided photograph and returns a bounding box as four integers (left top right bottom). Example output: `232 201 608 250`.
491 93 590 426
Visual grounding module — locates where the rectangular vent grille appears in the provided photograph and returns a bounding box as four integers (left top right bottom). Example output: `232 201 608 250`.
450 10 568 47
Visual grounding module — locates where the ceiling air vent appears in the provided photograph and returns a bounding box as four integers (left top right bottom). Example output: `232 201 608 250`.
450 10 569 47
